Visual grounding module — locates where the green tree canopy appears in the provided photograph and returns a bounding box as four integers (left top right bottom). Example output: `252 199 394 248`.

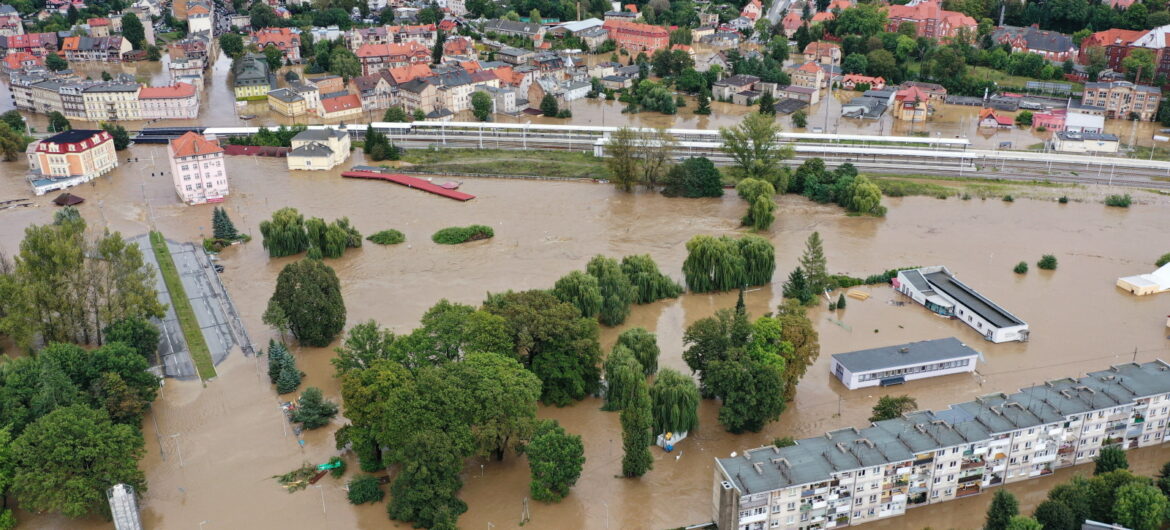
616 327 659 376
1112 482 1169 530
620 254 682 304
1033 500 1077 530
603 344 645 411
1095 446 1129 475
552 270 603 319
619 379 653 477
102 317 160 360
471 91 493 121
290 387 339 429
661 157 723 198
483 290 601 406
268 259 346 347
869 395 918 422
10 405 145 518
586 255 637 327
649 368 699 435
985 489 1020 530
719 112 792 185
121 12 145 48
219 32 244 57
526 419 585 502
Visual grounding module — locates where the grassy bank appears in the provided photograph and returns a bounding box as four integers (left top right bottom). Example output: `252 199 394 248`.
401 148 606 180
149 231 216 381
869 174 1077 200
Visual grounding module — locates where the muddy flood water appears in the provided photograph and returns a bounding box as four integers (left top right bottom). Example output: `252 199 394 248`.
2 147 1170 529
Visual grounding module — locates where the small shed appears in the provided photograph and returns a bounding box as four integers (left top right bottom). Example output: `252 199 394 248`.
52 192 85 206
1117 263 1170 296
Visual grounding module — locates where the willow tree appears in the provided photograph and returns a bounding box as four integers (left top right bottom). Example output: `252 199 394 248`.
586 255 637 326
551 271 603 319
620 254 682 304
603 344 644 411
746 195 776 231
682 235 746 293
649 368 700 435
738 235 776 287
260 207 310 258
616 327 659 376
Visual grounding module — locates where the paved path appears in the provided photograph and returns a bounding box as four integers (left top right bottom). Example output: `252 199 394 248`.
133 234 252 380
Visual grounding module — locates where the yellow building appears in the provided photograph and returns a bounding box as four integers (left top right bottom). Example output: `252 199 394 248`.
81 82 141 121
287 128 351 171
233 53 272 100
267 88 309 117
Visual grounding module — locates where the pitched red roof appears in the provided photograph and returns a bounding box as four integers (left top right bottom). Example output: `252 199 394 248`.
139 82 196 99
170 131 223 158
322 93 361 114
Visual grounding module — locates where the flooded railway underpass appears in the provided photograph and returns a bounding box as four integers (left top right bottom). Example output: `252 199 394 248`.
2 147 1170 529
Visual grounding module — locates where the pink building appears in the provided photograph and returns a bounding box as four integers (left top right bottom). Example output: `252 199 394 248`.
139 82 199 119
168 131 228 204
1032 109 1066 131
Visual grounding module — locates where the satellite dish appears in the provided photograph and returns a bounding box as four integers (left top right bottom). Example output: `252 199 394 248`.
730 451 737 458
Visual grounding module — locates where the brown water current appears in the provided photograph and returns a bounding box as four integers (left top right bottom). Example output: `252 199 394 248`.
2 147 1170 529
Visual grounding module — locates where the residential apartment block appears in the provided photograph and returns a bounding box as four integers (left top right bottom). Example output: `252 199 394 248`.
251 27 301 63
715 360 1170 530
990 25 1077 62
1081 80 1161 121
355 41 430 76
26 129 118 195
168 131 227 204
232 53 274 100
139 82 199 119
0 4 24 37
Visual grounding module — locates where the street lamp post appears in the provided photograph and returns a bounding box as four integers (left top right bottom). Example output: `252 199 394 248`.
170 433 184 467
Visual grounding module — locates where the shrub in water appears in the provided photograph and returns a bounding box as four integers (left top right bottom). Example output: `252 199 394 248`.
1058 196 1069 204
1104 194 1132 208
432 225 495 244
366 229 405 245
1002 195 1014 202
1037 255 1058 270
1013 261 1028 274
347 474 384 504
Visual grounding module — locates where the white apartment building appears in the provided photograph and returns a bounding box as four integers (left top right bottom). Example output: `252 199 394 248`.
714 360 1170 530
895 266 1030 343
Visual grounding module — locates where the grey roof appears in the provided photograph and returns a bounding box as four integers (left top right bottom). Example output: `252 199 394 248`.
832 337 979 374
1057 131 1120 142
718 359 1170 495
923 270 1025 328
268 88 303 103
436 69 473 87
292 128 347 142
0 5 18 14
496 47 531 57
992 25 1075 53
715 74 759 87
289 142 333 157
772 98 808 115
484 19 543 36
83 82 139 93
398 77 434 94
1085 80 1161 94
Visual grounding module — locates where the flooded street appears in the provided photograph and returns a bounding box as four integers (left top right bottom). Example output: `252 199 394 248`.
2 146 1170 529
4 54 1170 151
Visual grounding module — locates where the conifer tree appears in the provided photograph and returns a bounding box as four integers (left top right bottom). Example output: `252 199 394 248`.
836 293 846 309
799 232 828 294
267 339 287 384
276 352 302 394
290 387 339 429
212 207 239 240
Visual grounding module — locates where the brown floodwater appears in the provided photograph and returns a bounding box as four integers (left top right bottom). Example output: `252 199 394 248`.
2 145 1170 529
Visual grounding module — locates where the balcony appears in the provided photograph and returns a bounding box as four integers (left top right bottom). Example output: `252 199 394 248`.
961 459 984 470
956 483 982 498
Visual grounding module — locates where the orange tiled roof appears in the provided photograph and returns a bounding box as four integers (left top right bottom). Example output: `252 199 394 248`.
322 93 361 114
170 131 223 158
139 82 196 99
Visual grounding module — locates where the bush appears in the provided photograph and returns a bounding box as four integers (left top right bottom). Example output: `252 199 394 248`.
347 474 385 504
328 456 346 478
1058 196 1069 204
1003 195 1014 202
1157 253 1170 267
1105 194 1132 208
1013 261 1028 274
432 225 494 244
366 229 405 245
1037 254 1058 270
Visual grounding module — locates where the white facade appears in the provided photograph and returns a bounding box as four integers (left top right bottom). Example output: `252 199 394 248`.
168 132 228 204
715 360 1170 530
895 266 1029 343
831 338 980 390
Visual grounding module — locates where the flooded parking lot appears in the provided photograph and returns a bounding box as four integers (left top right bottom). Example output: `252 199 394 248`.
2 147 1170 529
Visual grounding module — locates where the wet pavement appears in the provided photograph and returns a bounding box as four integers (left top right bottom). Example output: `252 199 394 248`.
3 142 1170 529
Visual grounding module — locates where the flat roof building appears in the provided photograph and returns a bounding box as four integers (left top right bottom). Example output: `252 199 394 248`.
831 338 980 389
895 266 1029 343
715 359 1170 530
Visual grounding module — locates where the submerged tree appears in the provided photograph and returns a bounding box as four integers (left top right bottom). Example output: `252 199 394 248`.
616 327 659 376
985 489 1020 530
649 368 700 435
268 259 346 347
869 395 918 422
682 235 746 293
719 112 793 186
738 235 776 287
551 270 603 319
603 345 645 411
799 232 829 294
525 420 585 503
212 207 239 241
586 255 637 326
267 340 288 383
259 207 310 258
291 387 339 429
619 380 653 477
620 254 682 304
